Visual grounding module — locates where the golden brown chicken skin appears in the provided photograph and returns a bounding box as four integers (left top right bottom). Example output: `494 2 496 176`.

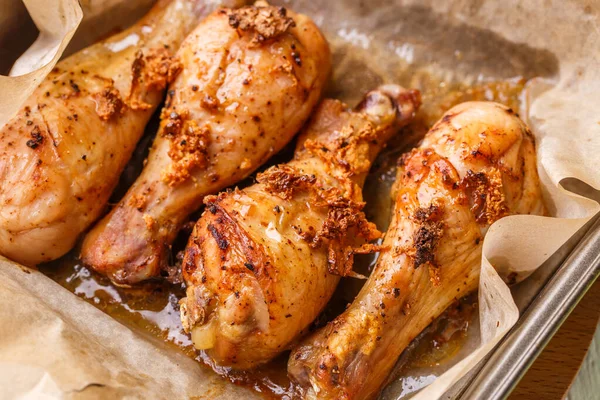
0 0 232 266
179 85 421 369
81 1 331 285
288 102 547 399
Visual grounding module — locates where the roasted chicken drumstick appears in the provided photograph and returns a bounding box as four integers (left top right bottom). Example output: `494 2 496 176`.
0 0 227 266
288 101 547 399
81 1 331 285
179 85 421 369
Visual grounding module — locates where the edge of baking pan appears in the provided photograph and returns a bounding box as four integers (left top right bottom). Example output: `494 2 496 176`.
458 213 600 400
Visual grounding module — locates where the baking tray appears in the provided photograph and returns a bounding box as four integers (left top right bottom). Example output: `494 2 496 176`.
447 183 600 399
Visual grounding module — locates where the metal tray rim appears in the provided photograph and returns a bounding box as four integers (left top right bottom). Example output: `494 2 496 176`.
459 214 600 399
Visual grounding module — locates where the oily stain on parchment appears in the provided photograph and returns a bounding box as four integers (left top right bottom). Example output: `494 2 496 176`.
305 0 559 106
41 75 526 400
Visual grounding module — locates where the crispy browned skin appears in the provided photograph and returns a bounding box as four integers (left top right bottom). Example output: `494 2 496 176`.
288 102 547 399
179 85 421 369
81 1 331 285
0 0 231 266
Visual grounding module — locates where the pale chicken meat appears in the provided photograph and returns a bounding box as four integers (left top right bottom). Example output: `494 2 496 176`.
81 2 331 285
0 0 233 266
288 102 547 399
179 85 421 369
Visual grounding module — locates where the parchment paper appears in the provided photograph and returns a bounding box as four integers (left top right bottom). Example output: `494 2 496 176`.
0 0 599 399
0 0 81 127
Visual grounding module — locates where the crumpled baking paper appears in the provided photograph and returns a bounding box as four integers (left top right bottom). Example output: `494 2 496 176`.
0 0 598 399
0 0 82 127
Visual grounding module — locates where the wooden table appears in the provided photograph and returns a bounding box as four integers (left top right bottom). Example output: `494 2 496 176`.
508 279 600 399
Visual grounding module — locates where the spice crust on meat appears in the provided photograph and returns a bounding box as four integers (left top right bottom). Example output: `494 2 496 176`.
412 203 444 285
303 119 379 176
461 168 508 225
228 2 296 44
160 110 211 186
93 86 125 120
128 48 180 110
257 164 382 277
